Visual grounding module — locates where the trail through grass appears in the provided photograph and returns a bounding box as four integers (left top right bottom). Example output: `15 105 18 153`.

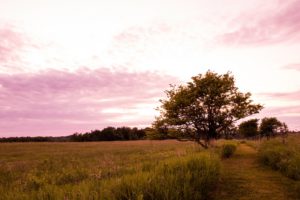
216 143 299 200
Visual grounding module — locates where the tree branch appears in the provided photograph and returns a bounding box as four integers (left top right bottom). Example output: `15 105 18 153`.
195 139 208 149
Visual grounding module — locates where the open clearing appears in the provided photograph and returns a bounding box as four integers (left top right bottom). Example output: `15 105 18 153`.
0 137 299 199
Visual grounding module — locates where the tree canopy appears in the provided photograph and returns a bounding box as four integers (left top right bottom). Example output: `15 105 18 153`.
238 119 259 138
155 71 263 148
259 117 288 139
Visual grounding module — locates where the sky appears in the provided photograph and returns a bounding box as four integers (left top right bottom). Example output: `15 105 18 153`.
0 0 300 136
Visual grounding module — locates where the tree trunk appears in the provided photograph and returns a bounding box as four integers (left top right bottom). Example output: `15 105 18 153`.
195 138 208 149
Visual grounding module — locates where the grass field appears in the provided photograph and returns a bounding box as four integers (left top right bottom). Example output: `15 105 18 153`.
0 140 217 199
0 136 300 199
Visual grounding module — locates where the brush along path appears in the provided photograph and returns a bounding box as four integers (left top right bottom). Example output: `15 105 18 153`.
215 143 298 200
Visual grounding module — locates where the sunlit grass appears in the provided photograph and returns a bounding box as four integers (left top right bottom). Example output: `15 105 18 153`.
0 140 220 200
258 135 300 180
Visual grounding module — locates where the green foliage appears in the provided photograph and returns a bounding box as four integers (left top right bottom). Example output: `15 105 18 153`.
238 119 259 137
0 126 147 142
258 140 300 180
221 143 237 158
145 127 182 140
156 71 263 148
108 153 220 200
259 117 288 138
71 126 146 142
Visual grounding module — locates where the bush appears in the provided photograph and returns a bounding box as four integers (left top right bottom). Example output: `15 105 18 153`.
221 143 237 158
106 153 220 200
258 140 300 180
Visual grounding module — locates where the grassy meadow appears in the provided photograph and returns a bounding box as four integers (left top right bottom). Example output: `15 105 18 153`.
0 140 220 199
0 136 300 200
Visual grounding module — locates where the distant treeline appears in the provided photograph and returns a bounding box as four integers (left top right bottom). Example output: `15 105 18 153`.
0 127 147 142
70 127 146 142
1 126 299 143
0 136 70 143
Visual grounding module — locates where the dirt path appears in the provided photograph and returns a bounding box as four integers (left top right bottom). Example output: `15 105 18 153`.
215 143 298 200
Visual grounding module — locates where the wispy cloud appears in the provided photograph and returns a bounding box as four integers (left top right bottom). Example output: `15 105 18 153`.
0 25 26 71
259 90 300 101
282 63 300 71
218 0 300 46
258 106 300 130
255 90 300 130
0 68 177 136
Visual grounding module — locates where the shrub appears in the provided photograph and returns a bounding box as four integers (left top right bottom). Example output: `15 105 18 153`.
258 140 300 180
221 143 237 158
106 153 220 200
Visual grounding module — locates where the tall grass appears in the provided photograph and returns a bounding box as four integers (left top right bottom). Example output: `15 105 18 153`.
0 140 220 200
258 140 300 180
106 153 220 200
258 137 300 198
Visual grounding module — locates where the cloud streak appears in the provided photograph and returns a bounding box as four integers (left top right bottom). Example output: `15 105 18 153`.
0 25 26 72
282 63 300 71
0 68 177 136
218 0 300 46
259 90 300 101
255 90 300 130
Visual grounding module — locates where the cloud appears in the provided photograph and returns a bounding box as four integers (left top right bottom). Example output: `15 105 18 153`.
254 90 300 130
114 23 172 43
259 90 300 101
282 63 300 71
0 68 177 137
0 25 25 65
245 89 300 130
218 0 300 46
257 106 300 130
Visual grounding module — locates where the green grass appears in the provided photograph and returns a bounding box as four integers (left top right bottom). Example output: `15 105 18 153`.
257 135 300 198
0 140 219 200
215 143 299 200
105 153 220 200
1 135 300 200
258 139 300 180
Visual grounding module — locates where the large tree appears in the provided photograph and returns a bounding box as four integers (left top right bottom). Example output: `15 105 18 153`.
155 71 263 148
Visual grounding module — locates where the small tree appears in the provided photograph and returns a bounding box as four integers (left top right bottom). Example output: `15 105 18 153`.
238 119 259 138
279 122 289 143
259 117 287 139
156 71 263 148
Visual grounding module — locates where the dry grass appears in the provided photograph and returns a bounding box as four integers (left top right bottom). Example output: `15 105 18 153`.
0 140 207 199
216 142 299 200
1 136 300 199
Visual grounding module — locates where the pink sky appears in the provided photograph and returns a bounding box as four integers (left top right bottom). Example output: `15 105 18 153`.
0 0 300 136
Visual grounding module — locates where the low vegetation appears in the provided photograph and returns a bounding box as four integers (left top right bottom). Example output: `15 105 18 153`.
221 143 237 158
258 137 300 180
258 135 300 198
106 153 220 200
0 140 220 200
1 134 300 199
